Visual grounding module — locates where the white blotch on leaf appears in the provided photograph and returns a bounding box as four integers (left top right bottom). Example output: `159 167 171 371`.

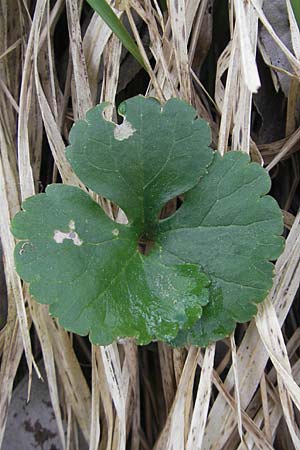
112 228 119 236
114 120 136 141
53 220 83 246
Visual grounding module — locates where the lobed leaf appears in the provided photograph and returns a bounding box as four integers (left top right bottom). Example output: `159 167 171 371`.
158 151 284 346
12 96 284 346
66 96 213 234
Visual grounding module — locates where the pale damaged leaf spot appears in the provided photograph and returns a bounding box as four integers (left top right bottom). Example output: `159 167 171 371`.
53 220 83 246
19 242 32 255
114 120 136 141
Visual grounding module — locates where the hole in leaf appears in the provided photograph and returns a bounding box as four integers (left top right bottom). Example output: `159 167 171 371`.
159 195 184 221
137 235 155 256
100 198 129 224
114 206 129 224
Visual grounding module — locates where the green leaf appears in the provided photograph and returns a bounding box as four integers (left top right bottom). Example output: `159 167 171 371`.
291 0 300 26
13 184 210 344
159 151 284 346
12 96 284 346
66 96 213 235
86 0 147 70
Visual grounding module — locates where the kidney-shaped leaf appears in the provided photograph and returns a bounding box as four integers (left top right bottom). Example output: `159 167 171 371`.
12 184 211 344
66 96 212 234
12 96 284 346
157 151 284 346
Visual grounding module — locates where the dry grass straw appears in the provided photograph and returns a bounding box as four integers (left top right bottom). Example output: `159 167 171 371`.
0 1 300 449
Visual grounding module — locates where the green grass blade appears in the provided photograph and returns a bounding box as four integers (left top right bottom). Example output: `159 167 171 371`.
291 0 300 26
86 0 147 70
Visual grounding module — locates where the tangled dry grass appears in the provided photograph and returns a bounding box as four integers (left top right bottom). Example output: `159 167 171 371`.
0 1 300 449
